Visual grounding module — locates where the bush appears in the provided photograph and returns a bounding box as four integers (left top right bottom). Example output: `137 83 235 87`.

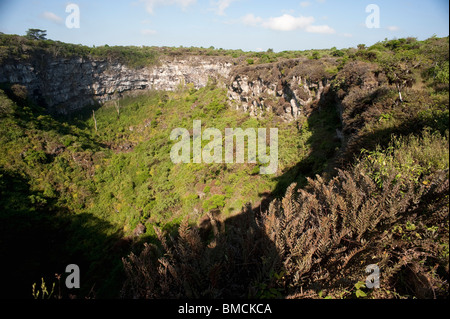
260 142 448 297
331 50 345 57
202 194 226 211
121 208 276 298
24 150 48 166
121 132 449 299
310 51 320 60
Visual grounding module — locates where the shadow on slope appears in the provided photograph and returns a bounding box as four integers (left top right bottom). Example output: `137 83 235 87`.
0 168 129 299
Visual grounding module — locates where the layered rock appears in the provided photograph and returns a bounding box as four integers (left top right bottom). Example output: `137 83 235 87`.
227 58 337 121
0 55 232 114
0 51 336 121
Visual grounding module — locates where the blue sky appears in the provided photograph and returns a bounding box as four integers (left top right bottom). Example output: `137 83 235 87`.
0 0 448 51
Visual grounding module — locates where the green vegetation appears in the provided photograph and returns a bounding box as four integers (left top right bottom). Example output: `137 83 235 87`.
2 31 442 71
0 79 337 298
25 28 47 41
121 35 449 299
0 33 160 68
0 34 448 299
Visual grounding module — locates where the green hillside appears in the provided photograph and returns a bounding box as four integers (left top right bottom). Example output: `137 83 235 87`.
0 35 448 299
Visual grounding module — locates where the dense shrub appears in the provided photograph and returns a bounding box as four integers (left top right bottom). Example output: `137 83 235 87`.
262 141 448 298
121 132 449 298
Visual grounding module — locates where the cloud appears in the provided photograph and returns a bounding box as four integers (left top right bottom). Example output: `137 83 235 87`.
242 13 263 27
242 14 313 31
141 29 157 35
211 0 238 16
242 13 335 34
139 0 196 14
263 14 315 31
40 11 63 24
306 24 336 34
341 32 353 38
387 25 400 31
300 1 311 7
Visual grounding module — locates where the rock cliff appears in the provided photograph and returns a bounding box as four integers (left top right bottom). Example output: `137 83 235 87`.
227 58 337 121
0 55 232 114
0 51 336 120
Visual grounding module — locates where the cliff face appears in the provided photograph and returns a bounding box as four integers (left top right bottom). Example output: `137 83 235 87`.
227 59 335 121
0 52 336 120
0 55 232 114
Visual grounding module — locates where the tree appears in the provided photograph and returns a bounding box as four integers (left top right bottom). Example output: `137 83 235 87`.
311 51 320 60
331 49 345 57
26 29 47 40
434 61 449 85
380 52 417 102
92 110 98 132
113 91 121 118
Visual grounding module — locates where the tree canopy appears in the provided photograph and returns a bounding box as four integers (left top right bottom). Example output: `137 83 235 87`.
25 28 47 40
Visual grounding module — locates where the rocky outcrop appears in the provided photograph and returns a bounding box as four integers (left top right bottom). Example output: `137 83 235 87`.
0 55 232 114
227 58 337 121
0 51 337 121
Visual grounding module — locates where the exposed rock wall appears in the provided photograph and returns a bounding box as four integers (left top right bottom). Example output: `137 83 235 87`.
0 52 337 120
0 55 232 114
227 58 337 121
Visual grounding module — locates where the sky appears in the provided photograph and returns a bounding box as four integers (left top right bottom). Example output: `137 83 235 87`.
0 0 448 52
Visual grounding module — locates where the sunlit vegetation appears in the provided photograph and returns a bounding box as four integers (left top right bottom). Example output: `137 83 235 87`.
0 34 448 299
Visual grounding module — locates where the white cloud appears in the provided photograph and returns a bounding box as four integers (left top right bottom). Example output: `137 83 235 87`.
263 14 315 31
211 0 238 16
242 13 263 27
341 32 353 37
242 13 335 34
141 29 157 35
387 25 400 31
306 24 336 34
139 0 196 14
40 11 63 24
300 1 311 7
